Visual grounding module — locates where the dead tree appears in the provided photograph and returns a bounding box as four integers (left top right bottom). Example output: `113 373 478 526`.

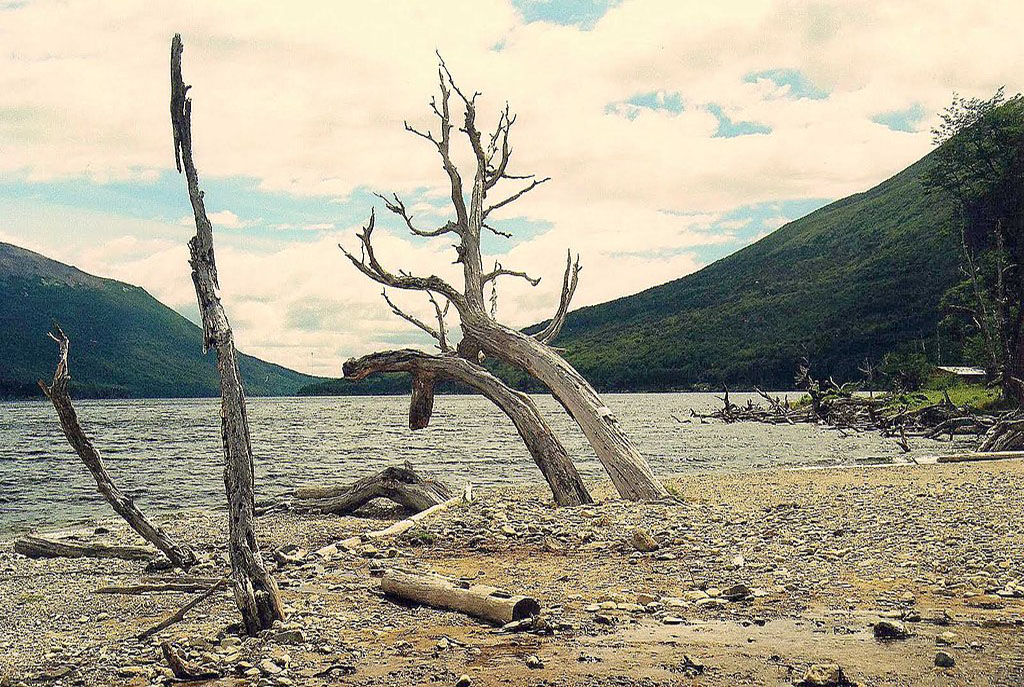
37 326 197 569
341 57 666 500
170 34 283 634
978 412 1024 452
344 350 593 505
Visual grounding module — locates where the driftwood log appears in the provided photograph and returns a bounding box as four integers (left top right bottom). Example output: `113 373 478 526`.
14 535 156 562
96 581 217 594
978 412 1024 452
936 450 1024 463
171 33 283 634
344 351 593 506
381 569 539 625
339 57 666 501
37 327 196 569
317 484 472 557
291 465 451 515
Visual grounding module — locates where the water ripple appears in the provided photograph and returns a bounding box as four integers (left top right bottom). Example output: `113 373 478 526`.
0 393 947 534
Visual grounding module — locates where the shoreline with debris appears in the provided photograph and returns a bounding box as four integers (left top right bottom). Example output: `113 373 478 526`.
2 460 1023 686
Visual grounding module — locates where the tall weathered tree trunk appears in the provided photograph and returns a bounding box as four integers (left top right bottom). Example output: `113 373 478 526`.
38 327 197 569
170 34 283 634
344 349 593 505
461 319 667 500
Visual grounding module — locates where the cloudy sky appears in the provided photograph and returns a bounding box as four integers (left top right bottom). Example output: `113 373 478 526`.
1 1 1020 376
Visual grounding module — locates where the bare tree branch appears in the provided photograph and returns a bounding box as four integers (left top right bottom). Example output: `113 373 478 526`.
426 62 470 229
339 210 466 308
375 192 459 238
535 250 582 345
482 260 541 286
482 222 513 239
484 105 514 190
381 289 450 352
428 292 451 352
484 177 551 218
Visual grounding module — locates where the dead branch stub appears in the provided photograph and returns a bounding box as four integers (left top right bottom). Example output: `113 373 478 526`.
36 326 197 569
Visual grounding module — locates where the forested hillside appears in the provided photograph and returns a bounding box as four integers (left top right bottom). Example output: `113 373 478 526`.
0 242 313 398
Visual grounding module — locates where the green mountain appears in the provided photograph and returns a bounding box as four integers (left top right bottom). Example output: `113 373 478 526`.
0 242 314 398
302 148 963 396
523 150 962 391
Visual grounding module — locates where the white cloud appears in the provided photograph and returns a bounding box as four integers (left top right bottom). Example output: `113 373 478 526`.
1 0 1022 372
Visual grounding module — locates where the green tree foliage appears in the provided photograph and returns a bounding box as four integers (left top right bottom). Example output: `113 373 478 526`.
879 350 931 392
924 90 1024 404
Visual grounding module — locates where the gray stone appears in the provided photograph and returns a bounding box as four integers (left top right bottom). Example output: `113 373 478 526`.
800 663 845 686
272 629 305 645
258 659 282 676
722 583 751 601
873 619 908 639
630 528 659 552
935 650 955 668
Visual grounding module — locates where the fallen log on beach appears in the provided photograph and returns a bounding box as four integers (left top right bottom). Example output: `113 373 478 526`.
977 412 1024 452
936 450 1024 463
95 581 217 594
160 641 220 680
316 483 472 557
15 534 156 562
381 568 540 625
290 465 452 515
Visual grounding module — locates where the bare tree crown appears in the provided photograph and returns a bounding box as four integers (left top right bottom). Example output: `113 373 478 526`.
340 54 580 350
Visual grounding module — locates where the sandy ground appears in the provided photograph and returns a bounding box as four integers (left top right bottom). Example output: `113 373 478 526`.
1 460 1023 687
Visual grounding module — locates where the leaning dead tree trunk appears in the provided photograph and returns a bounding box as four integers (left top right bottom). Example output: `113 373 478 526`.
170 34 283 634
461 318 664 499
344 350 593 506
37 326 196 568
340 56 666 500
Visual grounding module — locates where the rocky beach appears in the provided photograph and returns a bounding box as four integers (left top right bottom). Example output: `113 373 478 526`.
2 459 1023 687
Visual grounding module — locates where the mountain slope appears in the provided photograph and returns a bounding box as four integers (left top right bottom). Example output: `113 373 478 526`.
0 242 313 398
523 151 962 391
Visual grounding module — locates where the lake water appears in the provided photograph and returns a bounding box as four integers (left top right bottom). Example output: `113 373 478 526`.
0 393 958 535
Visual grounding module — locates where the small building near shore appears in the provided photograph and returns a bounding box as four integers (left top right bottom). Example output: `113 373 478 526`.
935 366 988 384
